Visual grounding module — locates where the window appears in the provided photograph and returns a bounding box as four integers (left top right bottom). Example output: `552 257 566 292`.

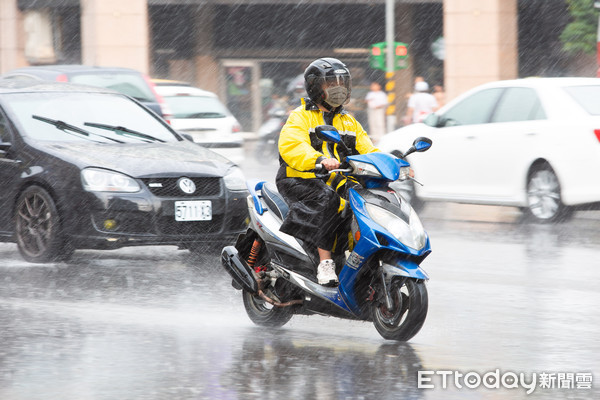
163 96 229 119
442 88 504 126
563 85 600 116
491 87 546 123
4 92 177 143
0 111 10 143
70 73 156 103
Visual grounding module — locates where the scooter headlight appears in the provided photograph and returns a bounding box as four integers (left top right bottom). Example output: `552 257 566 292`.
349 160 381 177
398 166 414 181
364 203 427 250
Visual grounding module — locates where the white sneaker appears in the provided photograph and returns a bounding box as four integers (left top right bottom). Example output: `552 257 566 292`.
317 259 338 286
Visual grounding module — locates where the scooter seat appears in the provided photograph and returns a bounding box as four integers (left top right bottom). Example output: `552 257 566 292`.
262 183 289 220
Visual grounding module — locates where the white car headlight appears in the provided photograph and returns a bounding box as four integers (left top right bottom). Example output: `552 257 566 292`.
365 203 427 250
224 167 247 191
81 168 141 193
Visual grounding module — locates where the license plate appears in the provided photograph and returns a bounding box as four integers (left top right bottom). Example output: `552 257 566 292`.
174 201 212 221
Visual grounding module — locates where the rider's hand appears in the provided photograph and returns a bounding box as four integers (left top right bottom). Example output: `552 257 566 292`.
321 158 340 171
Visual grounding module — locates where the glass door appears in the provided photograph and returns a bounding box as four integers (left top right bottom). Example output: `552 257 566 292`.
222 60 260 133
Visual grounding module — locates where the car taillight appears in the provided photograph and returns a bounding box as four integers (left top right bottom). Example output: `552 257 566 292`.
55 74 69 82
595 129 600 142
144 74 172 124
232 122 242 133
159 103 173 125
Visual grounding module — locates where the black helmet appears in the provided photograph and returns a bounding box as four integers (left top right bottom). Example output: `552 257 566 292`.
304 58 352 110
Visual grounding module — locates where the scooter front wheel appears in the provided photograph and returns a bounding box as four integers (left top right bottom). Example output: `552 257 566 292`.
372 279 428 341
242 290 293 328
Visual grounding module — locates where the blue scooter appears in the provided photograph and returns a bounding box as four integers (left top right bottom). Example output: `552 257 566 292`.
221 126 432 341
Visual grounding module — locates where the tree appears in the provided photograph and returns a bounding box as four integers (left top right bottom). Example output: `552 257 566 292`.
560 0 600 55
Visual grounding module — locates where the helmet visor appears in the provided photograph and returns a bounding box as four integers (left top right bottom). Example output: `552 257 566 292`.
319 75 351 107
322 75 351 91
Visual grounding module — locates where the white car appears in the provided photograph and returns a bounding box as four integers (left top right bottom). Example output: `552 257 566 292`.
378 77 600 222
153 82 244 164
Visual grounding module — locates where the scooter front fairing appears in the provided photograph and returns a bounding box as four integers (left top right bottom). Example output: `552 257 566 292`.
336 188 431 315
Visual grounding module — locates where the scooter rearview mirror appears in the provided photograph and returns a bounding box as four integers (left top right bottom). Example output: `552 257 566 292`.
315 125 341 143
402 137 433 158
413 137 432 152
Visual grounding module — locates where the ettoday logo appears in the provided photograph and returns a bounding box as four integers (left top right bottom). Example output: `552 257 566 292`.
418 369 593 394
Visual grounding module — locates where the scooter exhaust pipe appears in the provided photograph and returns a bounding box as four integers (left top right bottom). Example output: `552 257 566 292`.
221 246 259 294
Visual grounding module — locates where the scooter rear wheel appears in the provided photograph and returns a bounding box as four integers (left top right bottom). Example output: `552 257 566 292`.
242 290 293 328
372 279 428 341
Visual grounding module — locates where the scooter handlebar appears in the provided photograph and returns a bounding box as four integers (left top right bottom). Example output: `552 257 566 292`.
313 163 352 178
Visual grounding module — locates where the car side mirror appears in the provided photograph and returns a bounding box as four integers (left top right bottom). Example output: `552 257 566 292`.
179 133 194 142
0 142 11 158
423 113 440 127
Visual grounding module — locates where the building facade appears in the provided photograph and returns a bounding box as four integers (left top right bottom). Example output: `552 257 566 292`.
0 0 578 132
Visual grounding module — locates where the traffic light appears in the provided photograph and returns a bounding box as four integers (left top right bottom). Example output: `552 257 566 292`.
395 42 408 69
370 42 386 70
369 41 409 71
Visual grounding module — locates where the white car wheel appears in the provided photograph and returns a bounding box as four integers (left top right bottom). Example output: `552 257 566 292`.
526 166 570 222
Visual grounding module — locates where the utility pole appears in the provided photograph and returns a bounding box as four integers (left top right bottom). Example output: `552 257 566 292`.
595 2 600 77
385 0 396 131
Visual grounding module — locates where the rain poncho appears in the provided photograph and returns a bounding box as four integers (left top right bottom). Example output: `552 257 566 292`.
276 98 378 251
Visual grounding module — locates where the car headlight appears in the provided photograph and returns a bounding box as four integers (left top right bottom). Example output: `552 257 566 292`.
349 160 381 177
81 168 141 193
364 203 427 250
224 167 246 191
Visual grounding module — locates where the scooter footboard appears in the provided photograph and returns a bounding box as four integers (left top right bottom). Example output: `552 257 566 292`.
221 246 259 294
381 259 429 281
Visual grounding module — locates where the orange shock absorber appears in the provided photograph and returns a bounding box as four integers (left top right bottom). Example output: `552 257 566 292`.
247 239 262 272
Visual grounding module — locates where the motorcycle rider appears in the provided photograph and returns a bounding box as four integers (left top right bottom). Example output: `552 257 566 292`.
276 57 379 286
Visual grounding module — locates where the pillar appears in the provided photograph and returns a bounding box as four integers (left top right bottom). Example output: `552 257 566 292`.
192 5 220 96
0 0 26 74
394 3 414 129
444 0 518 101
80 0 149 73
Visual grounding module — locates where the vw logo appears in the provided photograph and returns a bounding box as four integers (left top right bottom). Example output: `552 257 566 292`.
177 177 196 194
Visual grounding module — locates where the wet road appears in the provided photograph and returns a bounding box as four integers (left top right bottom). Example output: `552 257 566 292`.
1 153 599 399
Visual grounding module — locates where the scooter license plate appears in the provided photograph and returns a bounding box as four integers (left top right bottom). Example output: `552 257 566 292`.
174 200 212 221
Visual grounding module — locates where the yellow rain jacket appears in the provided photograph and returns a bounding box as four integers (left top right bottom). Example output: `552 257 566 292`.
278 98 379 188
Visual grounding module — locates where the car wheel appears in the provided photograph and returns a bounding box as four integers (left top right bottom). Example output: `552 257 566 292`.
526 165 572 223
15 186 71 263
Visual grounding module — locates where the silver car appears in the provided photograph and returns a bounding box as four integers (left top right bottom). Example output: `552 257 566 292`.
153 81 244 164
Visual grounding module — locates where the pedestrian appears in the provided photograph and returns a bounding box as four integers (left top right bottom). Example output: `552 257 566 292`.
365 81 388 144
433 84 445 108
277 57 379 286
404 81 438 124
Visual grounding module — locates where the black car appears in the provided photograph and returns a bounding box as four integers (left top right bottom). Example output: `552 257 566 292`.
2 64 171 121
0 80 248 263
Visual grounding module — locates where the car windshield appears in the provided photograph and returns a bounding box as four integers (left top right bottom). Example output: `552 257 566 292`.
562 85 600 116
3 92 179 143
163 95 229 119
70 73 156 102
